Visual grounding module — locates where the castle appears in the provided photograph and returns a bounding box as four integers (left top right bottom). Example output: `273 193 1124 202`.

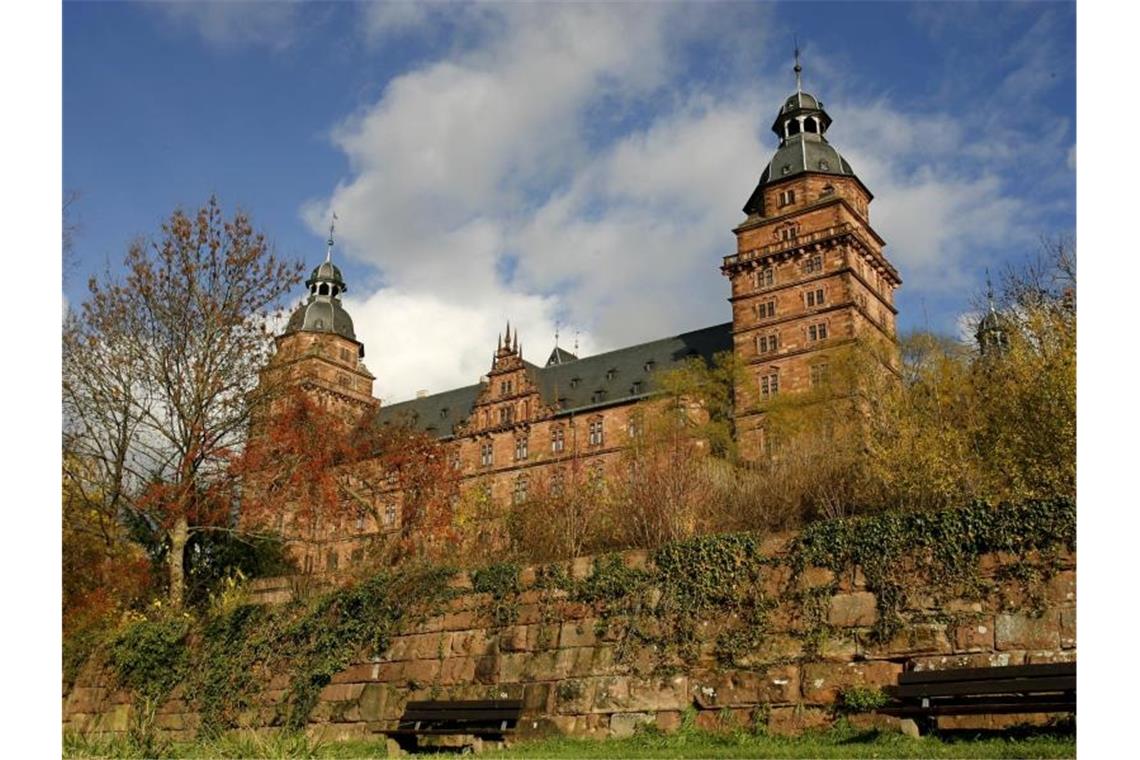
258 69 901 572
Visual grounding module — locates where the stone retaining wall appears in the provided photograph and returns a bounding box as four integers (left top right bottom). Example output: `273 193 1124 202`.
63 539 1076 741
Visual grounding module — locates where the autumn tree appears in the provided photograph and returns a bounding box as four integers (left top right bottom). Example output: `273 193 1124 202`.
237 389 458 571
65 197 303 608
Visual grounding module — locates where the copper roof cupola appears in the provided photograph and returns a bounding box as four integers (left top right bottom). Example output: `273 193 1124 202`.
743 49 862 216
284 216 362 354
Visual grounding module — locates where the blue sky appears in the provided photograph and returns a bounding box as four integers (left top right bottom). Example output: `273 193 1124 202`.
63 1 1075 403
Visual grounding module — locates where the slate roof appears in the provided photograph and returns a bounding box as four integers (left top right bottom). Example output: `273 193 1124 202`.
373 322 733 438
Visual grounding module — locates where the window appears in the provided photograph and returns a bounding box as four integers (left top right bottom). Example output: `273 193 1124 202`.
449 450 461 471
754 267 775 289
385 502 397 527
515 436 528 461
777 189 796 207
759 371 779 400
804 255 823 274
513 476 528 505
811 363 830 387
551 469 565 496
500 380 513 396
818 159 830 171
480 441 493 467
340 347 351 362
588 418 604 447
498 406 513 424
337 373 352 388
628 417 641 438
569 377 580 389
591 389 606 404
605 369 616 381
755 300 777 320
326 551 338 571
630 380 643 394
805 288 825 308
756 333 779 354
779 225 798 242
355 508 366 531
643 360 656 372
551 427 565 453
808 323 828 342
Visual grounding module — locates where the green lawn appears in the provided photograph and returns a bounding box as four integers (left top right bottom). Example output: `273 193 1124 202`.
65 722 1076 759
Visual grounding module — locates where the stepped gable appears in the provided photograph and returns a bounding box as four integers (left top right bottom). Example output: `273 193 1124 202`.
373 322 733 438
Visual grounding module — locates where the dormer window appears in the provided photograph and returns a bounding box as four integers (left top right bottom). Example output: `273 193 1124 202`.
605 369 616 381
818 159 830 171
630 380 643 394
440 407 449 419
591 389 606 404
643 360 655 373
569 377 580 389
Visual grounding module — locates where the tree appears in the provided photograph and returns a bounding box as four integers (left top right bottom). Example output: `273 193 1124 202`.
66 197 303 608
237 388 459 571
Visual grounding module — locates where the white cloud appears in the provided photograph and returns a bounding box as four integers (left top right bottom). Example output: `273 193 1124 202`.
307 4 1060 403
152 1 301 51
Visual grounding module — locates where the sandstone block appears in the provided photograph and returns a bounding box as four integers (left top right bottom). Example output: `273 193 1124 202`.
801 661 900 704
1026 650 1076 664
692 671 760 708
555 678 596 714
954 619 994 652
523 682 552 713
560 621 598 649
767 705 832 736
447 571 473 590
628 675 688 712
910 652 1024 672
828 592 878 627
799 566 836 590
500 626 530 652
758 664 800 704
996 613 1060 651
1048 571 1076 604
610 712 654 738
865 623 952 656
592 676 632 712
571 556 593 580
357 684 387 722
499 653 528 683
318 682 364 703
439 657 476 685
402 659 440 686
330 662 376 684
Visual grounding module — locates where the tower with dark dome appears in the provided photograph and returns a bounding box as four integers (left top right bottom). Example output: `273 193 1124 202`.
722 52 902 458
260 220 377 421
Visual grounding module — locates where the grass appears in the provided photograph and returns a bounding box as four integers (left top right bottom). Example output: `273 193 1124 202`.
64 722 1075 759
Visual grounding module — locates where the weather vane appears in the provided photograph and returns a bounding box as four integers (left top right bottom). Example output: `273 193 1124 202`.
793 36 803 94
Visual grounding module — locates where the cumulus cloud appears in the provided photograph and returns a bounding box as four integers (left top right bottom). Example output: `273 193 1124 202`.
307 4 1066 403
152 1 302 51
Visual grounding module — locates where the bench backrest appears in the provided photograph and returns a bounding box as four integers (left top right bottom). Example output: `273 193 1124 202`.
398 699 524 731
891 662 1075 699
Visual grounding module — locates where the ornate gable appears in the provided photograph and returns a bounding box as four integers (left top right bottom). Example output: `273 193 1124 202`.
458 323 555 435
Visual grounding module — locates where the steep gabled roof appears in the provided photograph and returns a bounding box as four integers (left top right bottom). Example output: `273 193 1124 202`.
372 322 733 438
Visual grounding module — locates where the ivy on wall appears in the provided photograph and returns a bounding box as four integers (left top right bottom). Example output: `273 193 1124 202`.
88 498 1074 737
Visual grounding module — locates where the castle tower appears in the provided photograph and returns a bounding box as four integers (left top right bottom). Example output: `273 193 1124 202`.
260 222 376 423
723 55 901 457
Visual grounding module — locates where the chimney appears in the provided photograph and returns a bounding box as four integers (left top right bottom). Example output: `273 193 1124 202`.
415 389 428 399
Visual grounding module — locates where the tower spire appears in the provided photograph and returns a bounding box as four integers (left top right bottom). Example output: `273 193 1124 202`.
793 38 803 96
325 212 338 263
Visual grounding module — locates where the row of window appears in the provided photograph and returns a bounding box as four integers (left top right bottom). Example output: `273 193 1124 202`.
748 255 824 291
477 418 616 469
751 288 829 322
756 361 830 400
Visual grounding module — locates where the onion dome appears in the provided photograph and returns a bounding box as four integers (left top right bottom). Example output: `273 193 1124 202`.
283 216 362 353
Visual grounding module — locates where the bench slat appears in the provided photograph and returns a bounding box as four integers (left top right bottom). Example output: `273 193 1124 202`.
888 675 1074 699
400 711 521 722
405 700 522 710
898 663 1074 685
882 701 1075 717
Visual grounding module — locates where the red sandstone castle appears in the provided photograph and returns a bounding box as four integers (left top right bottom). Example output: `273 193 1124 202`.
258 73 901 571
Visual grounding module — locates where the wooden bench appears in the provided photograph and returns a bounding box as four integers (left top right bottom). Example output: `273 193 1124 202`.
383 699 523 752
880 662 1075 733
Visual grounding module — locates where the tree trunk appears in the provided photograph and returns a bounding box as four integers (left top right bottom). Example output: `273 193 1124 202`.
168 515 188 609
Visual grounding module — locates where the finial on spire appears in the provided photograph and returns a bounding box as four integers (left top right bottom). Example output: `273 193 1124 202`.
554 320 560 348
505 320 511 348
325 212 338 263
793 37 803 95
985 268 997 313
574 330 580 355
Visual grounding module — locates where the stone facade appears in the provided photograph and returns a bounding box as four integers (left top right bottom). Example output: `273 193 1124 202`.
62 540 1076 741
